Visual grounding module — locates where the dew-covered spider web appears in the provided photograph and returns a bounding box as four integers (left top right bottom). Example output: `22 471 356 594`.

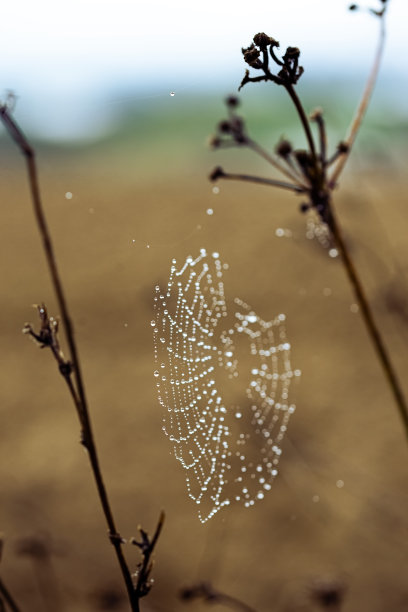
152 249 300 523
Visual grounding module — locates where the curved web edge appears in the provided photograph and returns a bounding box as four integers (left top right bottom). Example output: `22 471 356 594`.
153 249 300 522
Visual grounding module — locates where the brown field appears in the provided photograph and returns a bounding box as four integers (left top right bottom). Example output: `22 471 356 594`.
0 126 407 612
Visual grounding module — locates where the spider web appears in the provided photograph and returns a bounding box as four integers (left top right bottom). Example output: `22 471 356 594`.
153 249 299 522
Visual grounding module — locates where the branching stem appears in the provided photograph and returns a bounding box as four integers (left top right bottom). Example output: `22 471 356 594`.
134 512 165 599
216 170 305 193
247 139 309 188
0 106 140 612
329 13 386 186
285 84 317 161
329 200 408 440
0 578 21 612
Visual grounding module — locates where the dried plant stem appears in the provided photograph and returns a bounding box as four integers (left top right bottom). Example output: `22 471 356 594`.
329 200 408 440
285 84 317 161
0 108 140 611
134 511 165 599
329 15 385 186
218 170 305 193
0 578 21 612
247 140 308 188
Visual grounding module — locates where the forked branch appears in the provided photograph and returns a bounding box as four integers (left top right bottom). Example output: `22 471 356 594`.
329 7 386 186
0 103 163 611
0 579 21 612
209 1 408 442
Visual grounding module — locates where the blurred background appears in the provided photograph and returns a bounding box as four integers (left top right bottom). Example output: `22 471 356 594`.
0 0 407 611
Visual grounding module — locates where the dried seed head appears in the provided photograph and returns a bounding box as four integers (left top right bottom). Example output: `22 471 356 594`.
218 120 232 134
209 166 225 182
283 46 300 61
208 135 221 149
337 141 349 153
226 95 239 108
253 32 279 50
309 576 347 609
276 139 293 158
242 44 262 68
294 149 311 168
310 107 323 121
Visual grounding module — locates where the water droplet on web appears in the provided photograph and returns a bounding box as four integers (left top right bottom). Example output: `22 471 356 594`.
206 208 214 216
146 244 150 249
123 322 128 328
170 91 175 97
65 191 73 200
152 250 298 522
336 479 344 488
329 248 338 258
212 186 220 195
150 320 156 327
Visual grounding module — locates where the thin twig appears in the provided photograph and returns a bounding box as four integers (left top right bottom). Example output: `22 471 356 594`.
214 170 305 193
0 106 140 612
310 110 327 166
134 512 165 600
329 201 408 440
285 83 317 161
0 578 21 612
329 13 386 186
247 139 309 188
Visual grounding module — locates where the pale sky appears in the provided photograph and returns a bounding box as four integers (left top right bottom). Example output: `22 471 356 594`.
0 0 406 138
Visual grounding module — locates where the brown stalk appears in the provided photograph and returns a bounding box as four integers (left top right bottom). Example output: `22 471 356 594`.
0 578 21 612
214 170 305 193
133 511 165 599
285 83 317 161
329 12 386 186
328 203 408 439
0 105 151 612
210 3 408 442
247 139 309 188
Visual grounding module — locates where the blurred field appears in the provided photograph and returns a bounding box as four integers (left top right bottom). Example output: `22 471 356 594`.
0 91 408 612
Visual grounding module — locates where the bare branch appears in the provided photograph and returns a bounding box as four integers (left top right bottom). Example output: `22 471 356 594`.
0 105 146 612
329 11 386 186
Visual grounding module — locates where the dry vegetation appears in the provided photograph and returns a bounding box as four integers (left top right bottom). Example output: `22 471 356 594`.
0 151 407 610
0 2 407 610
